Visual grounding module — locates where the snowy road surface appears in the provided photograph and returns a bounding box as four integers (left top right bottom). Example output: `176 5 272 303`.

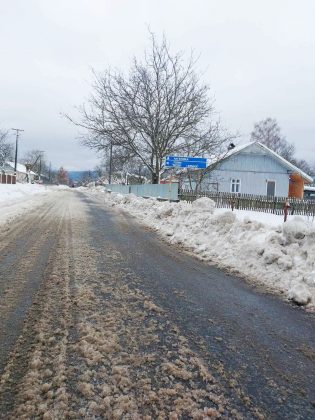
0 190 314 419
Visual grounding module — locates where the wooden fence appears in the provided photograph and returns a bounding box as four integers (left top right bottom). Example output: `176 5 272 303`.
0 173 16 184
179 189 315 217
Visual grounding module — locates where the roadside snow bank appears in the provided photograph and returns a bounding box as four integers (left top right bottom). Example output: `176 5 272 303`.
84 187 315 309
0 184 67 226
0 183 48 203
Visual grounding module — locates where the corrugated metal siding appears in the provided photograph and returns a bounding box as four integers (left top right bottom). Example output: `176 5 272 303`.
107 184 130 195
131 183 179 200
107 183 179 201
202 148 290 196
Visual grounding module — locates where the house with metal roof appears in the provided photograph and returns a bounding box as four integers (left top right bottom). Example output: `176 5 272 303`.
181 142 313 199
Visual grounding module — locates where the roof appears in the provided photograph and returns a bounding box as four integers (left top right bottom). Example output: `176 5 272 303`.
6 161 36 175
218 142 313 183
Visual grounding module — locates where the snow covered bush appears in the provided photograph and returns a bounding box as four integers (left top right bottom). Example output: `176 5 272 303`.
155 203 175 219
282 217 308 244
212 211 236 226
191 197 215 213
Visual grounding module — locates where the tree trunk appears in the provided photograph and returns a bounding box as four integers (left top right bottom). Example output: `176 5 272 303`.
152 173 158 184
153 155 160 184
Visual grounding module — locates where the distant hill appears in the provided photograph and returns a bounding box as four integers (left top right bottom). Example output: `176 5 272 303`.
68 171 98 182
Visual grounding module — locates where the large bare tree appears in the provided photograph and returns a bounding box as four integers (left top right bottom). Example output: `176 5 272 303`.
250 118 295 161
250 118 313 177
21 150 48 176
0 130 14 168
66 34 231 183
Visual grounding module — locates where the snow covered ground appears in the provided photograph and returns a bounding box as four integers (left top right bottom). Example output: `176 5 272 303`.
83 186 315 310
215 207 315 227
0 184 67 226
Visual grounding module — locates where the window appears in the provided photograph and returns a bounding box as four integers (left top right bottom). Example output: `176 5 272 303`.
231 178 241 193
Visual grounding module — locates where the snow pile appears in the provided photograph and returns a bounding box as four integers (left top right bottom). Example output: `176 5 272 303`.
0 184 68 226
0 183 48 203
84 188 315 309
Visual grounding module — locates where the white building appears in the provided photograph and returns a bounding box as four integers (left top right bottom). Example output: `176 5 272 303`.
181 142 313 199
3 161 36 183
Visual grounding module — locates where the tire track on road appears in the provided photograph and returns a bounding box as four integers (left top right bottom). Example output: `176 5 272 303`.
0 194 69 394
1 192 244 419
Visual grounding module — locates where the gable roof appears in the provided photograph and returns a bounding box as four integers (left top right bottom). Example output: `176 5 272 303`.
5 161 36 175
219 142 313 183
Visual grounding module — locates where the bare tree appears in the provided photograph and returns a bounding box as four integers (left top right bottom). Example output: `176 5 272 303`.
21 150 48 176
251 118 313 177
178 127 234 192
94 164 105 179
0 130 14 167
66 33 231 183
250 118 295 161
290 158 314 177
57 167 69 185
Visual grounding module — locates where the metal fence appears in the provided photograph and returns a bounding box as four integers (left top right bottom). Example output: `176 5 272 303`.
107 183 179 201
179 189 315 217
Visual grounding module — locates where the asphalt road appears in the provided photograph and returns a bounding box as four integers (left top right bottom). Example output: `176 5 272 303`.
0 190 314 419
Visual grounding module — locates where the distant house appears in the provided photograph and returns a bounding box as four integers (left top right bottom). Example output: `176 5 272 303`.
181 142 313 199
304 186 315 200
3 161 36 183
0 168 16 184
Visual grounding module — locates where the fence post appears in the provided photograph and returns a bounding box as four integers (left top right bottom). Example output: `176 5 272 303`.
284 200 290 222
177 189 315 216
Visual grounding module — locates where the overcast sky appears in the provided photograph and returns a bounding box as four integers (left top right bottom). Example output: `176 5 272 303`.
1 0 315 170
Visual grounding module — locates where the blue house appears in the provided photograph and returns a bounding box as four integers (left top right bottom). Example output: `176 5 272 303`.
181 142 313 198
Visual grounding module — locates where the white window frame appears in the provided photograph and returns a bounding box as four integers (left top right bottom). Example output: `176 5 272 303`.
266 179 276 196
230 178 241 193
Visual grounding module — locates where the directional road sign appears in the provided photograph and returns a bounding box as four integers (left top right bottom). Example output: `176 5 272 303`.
165 156 207 169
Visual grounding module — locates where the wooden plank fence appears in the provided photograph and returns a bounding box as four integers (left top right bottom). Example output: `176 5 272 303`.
0 173 16 184
179 189 315 217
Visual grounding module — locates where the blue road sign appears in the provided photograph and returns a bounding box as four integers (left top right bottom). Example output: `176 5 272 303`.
165 156 207 169
166 156 207 163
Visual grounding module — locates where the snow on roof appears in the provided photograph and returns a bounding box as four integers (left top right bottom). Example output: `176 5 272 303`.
304 186 315 191
6 161 36 175
220 142 314 183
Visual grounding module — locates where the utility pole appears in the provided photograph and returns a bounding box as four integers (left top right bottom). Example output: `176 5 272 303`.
11 128 24 173
108 140 113 184
38 151 44 181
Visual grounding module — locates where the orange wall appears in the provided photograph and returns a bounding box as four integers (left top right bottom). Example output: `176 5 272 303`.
288 173 304 199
